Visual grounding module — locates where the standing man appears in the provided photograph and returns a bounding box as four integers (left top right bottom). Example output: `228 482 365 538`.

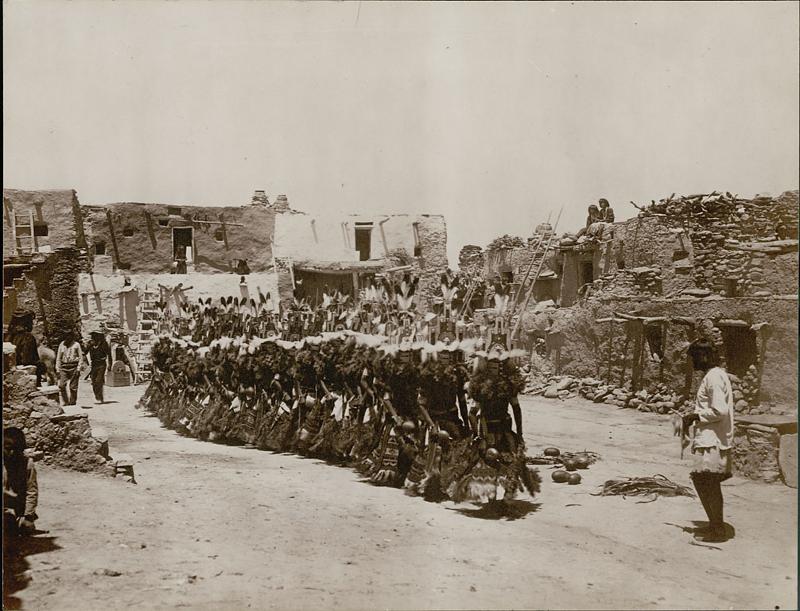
598 198 615 223
86 330 112 404
56 331 83 406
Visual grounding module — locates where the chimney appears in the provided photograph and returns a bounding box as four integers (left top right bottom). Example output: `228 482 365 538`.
251 190 270 206
272 194 289 212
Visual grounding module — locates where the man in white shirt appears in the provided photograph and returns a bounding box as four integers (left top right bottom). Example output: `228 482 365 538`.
56 331 84 406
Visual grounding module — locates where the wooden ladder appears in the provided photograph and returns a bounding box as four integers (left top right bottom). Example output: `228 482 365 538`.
132 285 160 383
12 211 36 255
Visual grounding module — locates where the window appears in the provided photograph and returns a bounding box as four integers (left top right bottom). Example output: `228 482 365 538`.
95 241 107 255
214 227 225 242
167 206 182 216
33 221 49 237
122 226 135 237
354 226 372 261
158 218 169 227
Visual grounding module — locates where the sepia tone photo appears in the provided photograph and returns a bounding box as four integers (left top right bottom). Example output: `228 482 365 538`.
3 1 798 609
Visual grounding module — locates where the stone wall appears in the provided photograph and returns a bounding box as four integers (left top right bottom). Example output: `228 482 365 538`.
3 368 112 474
4 248 84 349
527 295 797 413
84 202 276 274
2 189 87 258
623 190 799 297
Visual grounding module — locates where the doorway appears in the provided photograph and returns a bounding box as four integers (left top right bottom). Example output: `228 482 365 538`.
719 325 758 377
172 227 194 261
579 260 594 287
355 225 372 261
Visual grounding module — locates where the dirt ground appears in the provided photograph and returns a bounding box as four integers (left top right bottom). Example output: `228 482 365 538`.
4 380 797 611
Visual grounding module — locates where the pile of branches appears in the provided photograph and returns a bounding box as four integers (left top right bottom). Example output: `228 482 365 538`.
592 474 694 502
631 191 795 238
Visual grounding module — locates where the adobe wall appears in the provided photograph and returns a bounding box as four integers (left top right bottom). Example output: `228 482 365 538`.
273 211 359 262
77 270 280 331
84 202 276 274
273 212 449 309
2 189 88 258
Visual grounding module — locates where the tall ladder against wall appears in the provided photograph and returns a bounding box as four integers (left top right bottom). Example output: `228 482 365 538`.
11 211 36 255
132 286 160 384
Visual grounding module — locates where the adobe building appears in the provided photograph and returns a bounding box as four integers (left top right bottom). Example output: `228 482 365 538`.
3 188 449 344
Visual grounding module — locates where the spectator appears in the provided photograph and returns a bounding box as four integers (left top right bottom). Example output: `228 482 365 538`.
3 427 38 536
56 331 83 406
598 198 615 223
86 330 112 404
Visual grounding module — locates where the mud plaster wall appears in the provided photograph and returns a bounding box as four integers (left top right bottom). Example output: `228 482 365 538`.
84 203 276 274
273 211 359 262
9 249 84 349
78 271 280 331
273 213 448 310
3 189 87 257
539 296 797 412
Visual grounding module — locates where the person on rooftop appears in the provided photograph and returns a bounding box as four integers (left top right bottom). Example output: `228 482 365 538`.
598 198 615 223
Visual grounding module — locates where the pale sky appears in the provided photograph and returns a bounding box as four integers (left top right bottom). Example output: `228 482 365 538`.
4 1 798 265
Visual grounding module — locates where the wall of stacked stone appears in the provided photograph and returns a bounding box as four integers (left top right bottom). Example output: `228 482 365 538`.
407 215 449 309
529 294 797 414
84 202 276 274
3 369 112 474
624 190 799 297
10 248 84 349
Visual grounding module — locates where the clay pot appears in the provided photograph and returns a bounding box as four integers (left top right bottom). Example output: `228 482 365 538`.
543 447 560 457
552 470 569 483
563 459 578 472
567 473 582 485
485 447 500 461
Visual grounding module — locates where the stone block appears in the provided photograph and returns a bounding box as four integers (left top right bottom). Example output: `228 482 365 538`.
779 434 797 488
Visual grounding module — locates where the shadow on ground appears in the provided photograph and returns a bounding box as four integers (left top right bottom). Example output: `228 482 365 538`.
3 531 62 609
449 500 542 521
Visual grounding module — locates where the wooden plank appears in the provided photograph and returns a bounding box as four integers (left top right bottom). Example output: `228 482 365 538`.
106 209 121 265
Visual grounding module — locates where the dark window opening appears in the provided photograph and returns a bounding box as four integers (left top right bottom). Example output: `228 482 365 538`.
719 326 758 378
672 249 690 262
214 227 225 242
33 221 49 237
414 244 423 256
172 227 193 261
355 227 372 261
158 218 169 227
167 206 182 216
94 241 107 255
122 226 135 237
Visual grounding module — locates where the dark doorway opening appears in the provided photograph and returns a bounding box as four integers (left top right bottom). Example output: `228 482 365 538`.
719 325 758 377
355 226 372 261
172 227 193 261
579 260 594 287
94 241 106 255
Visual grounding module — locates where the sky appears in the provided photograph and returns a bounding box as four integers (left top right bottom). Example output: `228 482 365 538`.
4 1 798 266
